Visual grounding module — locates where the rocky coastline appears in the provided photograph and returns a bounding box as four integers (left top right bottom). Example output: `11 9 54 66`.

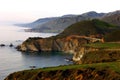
16 36 120 64
4 19 120 80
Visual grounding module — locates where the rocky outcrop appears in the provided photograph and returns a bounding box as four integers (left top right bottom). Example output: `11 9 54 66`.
17 35 108 64
17 36 88 53
17 37 87 64
0 44 5 47
17 36 120 64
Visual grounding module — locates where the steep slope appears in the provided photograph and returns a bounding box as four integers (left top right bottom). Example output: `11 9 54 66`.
57 19 117 38
102 10 120 26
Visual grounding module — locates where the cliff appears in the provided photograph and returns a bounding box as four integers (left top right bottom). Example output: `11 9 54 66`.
17 36 120 64
17 19 120 63
17 36 88 53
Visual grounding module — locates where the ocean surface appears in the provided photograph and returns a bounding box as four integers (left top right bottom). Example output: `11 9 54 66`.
0 25 73 80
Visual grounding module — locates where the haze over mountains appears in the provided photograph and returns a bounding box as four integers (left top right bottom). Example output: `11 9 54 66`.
16 10 120 33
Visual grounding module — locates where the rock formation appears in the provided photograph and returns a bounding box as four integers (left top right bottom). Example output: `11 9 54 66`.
17 36 88 52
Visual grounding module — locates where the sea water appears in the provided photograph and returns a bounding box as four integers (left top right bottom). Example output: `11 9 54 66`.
0 25 72 80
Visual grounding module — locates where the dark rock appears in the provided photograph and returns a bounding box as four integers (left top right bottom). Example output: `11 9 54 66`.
0 44 5 47
9 43 13 47
29 66 37 69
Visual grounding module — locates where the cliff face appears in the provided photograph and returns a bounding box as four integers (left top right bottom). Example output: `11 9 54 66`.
17 36 88 53
17 36 120 64
18 35 113 64
17 36 88 63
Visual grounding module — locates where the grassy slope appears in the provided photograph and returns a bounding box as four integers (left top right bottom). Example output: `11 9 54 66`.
29 62 120 72
5 62 120 80
56 19 116 38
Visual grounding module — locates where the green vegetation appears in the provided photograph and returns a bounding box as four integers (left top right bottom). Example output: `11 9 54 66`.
5 62 120 80
85 42 120 49
27 62 120 72
93 19 116 28
56 19 117 38
81 50 120 64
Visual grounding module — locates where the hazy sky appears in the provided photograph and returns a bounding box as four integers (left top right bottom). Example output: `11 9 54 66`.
0 0 120 23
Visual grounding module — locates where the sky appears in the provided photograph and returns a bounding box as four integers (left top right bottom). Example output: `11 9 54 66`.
0 0 120 24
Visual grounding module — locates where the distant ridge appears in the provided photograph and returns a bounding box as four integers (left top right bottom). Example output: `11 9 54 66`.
102 10 120 26
16 10 120 33
16 11 105 33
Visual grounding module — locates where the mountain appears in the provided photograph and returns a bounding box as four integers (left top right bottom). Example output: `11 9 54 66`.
101 10 120 26
18 11 105 33
15 17 57 28
81 11 105 18
61 14 77 17
16 10 120 33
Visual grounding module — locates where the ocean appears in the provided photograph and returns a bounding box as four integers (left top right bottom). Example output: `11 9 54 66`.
0 25 72 80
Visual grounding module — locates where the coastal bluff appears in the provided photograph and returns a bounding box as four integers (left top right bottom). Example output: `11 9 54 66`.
17 36 89 62
17 19 120 63
17 36 120 64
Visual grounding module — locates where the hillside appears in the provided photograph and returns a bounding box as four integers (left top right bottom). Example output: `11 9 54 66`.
102 10 120 26
5 62 120 80
57 19 117 38
105 30 120 42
